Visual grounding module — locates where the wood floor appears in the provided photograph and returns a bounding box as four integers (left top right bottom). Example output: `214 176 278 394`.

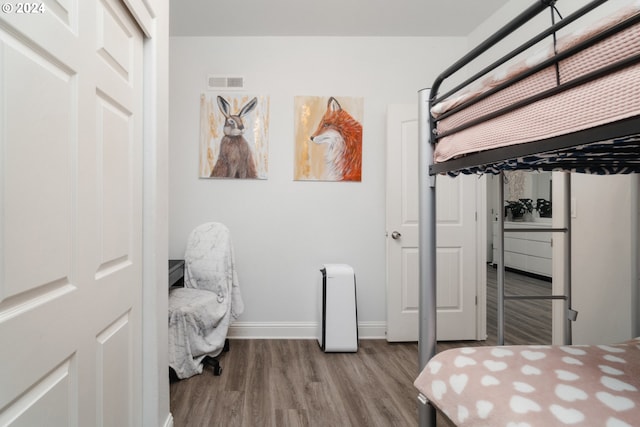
170 267 552 426
170 339 420 427
486 265 552 345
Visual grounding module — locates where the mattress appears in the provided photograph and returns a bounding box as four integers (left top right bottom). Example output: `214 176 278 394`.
414 338 640 426
432 2 640 166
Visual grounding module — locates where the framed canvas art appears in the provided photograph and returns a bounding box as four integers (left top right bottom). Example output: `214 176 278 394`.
294 96 363 181
199 93 270 179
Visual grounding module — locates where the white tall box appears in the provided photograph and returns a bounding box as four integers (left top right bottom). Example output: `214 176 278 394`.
317 264 358 352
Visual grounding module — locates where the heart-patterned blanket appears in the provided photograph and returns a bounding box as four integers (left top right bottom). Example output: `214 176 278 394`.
414 338 640 426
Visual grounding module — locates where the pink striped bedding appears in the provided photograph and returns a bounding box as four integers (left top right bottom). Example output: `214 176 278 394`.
432 2 640 165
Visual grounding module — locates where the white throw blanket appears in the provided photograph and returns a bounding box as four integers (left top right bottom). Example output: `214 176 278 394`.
168 223 244 379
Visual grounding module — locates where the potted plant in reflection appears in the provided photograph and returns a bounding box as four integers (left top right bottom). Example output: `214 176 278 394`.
505 198 533 221
536 198 552 218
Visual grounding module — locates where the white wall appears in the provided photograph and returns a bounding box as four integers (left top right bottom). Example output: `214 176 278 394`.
472 0 640 344
571 175 638 344
169 36 468 337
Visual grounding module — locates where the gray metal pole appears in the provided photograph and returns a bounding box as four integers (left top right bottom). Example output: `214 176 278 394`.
564 173 573 345
497 172 505 345
418 88 437 427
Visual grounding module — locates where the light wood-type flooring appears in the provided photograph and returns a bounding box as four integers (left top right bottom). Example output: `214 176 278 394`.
170 266 552 426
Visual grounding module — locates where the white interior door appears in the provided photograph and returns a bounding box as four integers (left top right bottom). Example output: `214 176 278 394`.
0 1 144 425
386 104 480 341
435 173 480 340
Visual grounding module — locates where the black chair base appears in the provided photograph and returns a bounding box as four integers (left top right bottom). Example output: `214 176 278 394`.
169 339 231 380
203 355 223 376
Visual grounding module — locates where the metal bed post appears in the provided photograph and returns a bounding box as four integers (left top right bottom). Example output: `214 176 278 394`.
418 87 436 427
417 5 553 421
497 172 506 345
563 173 575 345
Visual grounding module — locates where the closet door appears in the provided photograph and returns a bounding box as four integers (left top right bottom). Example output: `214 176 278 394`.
0 1 144 425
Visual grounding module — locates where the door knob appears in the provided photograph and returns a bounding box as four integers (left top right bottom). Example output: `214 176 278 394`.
391 231 402 240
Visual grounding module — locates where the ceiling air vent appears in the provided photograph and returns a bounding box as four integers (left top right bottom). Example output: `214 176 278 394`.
207 75 245 90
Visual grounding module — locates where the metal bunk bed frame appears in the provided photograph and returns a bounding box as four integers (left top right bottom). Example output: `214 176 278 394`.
417 1 640 426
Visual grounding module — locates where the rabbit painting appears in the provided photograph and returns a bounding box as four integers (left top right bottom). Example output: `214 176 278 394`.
211 96 259 179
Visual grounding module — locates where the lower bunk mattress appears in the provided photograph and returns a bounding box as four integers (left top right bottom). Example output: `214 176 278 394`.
414 338 640 426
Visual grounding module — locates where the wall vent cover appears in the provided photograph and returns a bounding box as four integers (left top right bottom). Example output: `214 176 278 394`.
208 75 245 90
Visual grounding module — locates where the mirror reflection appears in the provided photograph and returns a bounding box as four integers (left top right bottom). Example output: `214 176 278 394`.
503 171 552 222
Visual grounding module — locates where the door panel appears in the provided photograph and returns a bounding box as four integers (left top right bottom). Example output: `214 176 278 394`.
0 1 144 425
436 248 462 308
96 93 133 272
386 104 479 341
2 34 74 301
96 313 132 427
435 174 478 340
0 357 74 426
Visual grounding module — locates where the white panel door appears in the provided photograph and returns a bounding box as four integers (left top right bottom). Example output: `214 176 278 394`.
386 104 478 341
435 173 479 340
0 1 144 426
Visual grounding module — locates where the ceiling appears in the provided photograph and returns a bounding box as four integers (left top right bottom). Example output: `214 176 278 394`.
170 0 511 37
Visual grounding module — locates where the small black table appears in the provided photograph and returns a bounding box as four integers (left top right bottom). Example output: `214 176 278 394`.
168 259 185 288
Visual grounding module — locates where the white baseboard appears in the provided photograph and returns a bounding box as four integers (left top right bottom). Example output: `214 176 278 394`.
163 413 174 427
357 321 387 339
227 321 386 340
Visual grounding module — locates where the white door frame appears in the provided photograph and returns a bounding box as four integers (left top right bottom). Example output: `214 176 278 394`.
126 1 171 425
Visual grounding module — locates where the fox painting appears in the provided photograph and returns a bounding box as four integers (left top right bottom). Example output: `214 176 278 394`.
309 97 363 181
